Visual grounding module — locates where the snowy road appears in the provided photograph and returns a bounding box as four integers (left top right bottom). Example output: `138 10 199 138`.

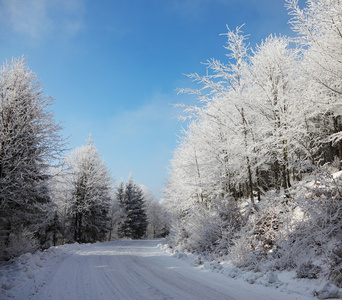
31 239 311 300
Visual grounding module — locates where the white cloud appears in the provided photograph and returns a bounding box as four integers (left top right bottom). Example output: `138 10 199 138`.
1 0 51 38
0 0 85 39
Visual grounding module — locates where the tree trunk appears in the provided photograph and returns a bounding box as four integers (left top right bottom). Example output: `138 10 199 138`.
333 116 342 169
273 160 280 192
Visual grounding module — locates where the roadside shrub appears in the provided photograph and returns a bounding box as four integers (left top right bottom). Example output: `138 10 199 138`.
296 261 321 279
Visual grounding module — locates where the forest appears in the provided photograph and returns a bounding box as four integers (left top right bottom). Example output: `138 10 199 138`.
162 0 342 288
0 57 168 259
0 0 341 291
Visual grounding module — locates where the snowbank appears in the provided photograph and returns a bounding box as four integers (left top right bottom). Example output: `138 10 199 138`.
159 242 342 299
0 243 89 299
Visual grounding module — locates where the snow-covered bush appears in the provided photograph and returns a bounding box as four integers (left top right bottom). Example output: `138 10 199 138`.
167 196 243 257
229 229 256 268
228 195 293 271
238 169 341 286
329 241 342 287
212 197 242 256
184 206 221 254
289 171 342 284
167 220 190 252
296 261 321 279
0 228 39 260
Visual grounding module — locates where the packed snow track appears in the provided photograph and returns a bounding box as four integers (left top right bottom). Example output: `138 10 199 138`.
27 239 310 300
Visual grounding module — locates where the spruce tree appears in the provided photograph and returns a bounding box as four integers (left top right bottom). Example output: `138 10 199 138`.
116 180 125 206
119 175 148 239
116 180 127 238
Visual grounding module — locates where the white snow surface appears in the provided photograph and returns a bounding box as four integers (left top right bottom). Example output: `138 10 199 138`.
0 239 321 299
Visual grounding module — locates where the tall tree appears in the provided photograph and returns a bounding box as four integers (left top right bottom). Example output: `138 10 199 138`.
250 35 301 191
0 57 65 259
141 186 169 238
287 0 342 164
119 175 148 239
107 180 125 241
177 26 258 206
49 167 71 245
65 136 112 243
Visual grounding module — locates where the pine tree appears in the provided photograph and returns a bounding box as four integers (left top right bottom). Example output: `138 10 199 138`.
119 175 148 239
65 135 112 243
0 57 64 259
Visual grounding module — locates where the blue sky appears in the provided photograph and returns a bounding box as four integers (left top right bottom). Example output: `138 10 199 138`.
0 0 303 199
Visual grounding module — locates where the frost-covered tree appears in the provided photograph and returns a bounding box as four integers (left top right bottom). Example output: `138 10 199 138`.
107 180 125 241
177 26 258 206
164 26 257 254
287 0 342 164
119 175 148 239
249 35 302 192
65 136 112 243
0 57 65 259
141 186 169 238
49 167 71 245
163 127 206 218
164 0 342 288
107 196 123 241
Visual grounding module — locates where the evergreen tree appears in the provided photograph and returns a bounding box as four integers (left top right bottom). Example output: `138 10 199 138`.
119 175 148 239
0 57 64 259
116 180 125 206
115 179 126 238
65 135 112 243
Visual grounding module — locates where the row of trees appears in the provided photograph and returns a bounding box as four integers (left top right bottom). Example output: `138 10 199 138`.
163 0 342 285
0 57 167 260
52 142 169 246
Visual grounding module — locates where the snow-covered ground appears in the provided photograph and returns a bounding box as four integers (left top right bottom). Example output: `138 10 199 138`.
163 245 342 300
0 239 323 299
